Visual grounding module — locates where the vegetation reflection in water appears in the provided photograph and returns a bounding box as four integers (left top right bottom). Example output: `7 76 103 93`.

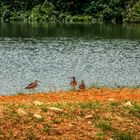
1 23 140 39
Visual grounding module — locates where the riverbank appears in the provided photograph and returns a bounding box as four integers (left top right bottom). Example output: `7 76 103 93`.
0 88 139 139
1 87 140 103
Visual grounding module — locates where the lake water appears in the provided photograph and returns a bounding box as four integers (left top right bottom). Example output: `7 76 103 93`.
0 22 140 95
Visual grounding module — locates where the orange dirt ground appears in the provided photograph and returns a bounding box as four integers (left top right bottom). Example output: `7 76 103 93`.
0 88 140 103
0 88 139 140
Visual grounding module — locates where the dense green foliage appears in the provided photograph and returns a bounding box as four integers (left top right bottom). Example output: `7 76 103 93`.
0 0 140 23
125 1 140 23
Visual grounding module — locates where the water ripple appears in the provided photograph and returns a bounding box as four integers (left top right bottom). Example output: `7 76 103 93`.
0 38 140 95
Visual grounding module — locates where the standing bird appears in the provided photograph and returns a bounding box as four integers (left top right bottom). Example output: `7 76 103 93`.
69 77 77 90
79 80 86 90
25 80 39 92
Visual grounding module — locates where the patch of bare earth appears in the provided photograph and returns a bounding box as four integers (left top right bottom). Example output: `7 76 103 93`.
0 88 139 140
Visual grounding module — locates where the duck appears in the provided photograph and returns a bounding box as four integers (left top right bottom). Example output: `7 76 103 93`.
69 77 77 90
79 80 86 90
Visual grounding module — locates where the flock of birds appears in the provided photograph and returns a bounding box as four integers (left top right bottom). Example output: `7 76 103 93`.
25 77 86 92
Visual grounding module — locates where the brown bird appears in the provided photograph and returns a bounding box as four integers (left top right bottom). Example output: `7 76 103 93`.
25 80 39 92
79 80 86 90
69 77 77 90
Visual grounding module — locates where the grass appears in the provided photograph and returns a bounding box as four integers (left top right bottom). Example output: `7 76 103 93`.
96 131 105 138
78 101 101 109
17 104 32 109
0 88 139 139
122 101 140 118
51 119 63 124
60 112 72 119
40 105 48 112
43 124 51 134
4 108 20 120
52 102 73 109
110 102 120 107
52 101 101 111
1 101 138 139
127 102 140 118
129 109 140 118
113 132 133 140
96 121 113 131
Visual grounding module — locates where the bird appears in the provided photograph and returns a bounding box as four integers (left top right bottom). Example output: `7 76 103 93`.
69 76 77 90
79 80 86 90
25 80 39 92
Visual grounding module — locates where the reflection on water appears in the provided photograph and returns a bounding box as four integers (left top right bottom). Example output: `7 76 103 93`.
1 22 140 39
0 23 140 95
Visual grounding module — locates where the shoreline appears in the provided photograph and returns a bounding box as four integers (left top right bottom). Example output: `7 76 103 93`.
0 87 140 103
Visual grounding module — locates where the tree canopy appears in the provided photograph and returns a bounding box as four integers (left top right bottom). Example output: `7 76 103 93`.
0 0 140 23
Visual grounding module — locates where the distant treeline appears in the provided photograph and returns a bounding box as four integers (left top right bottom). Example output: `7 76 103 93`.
0 0 140 23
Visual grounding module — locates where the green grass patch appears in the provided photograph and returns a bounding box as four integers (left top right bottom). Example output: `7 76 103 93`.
113 132 133 140
110 102 120 107
96 131 105 140
78 101 101 110
17 104 32 109
43 124 51 134
51 119 63 124
52 101 101 110
60 112 72 119
40 105 48 112
129 109 140 118
123 102 140 118
96 121 112 131
52 102 74 110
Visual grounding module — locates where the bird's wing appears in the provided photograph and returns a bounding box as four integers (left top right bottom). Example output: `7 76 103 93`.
25 83 34 89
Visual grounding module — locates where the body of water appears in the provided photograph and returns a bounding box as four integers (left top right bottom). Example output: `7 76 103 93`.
0 23 140 95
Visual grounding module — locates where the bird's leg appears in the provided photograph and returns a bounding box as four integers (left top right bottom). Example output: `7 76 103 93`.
73 86 76 91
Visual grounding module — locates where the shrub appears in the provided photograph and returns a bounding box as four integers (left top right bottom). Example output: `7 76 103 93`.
125 1 140 23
